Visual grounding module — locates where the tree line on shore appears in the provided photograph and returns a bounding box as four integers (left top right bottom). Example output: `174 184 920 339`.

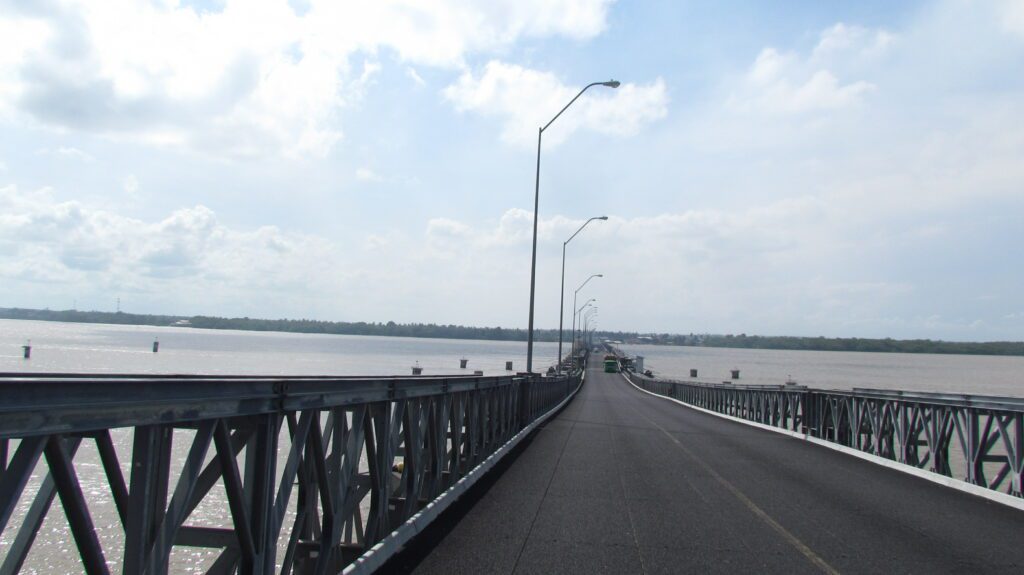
660 333 1024 356
2 307 1021 356
0 307 575 342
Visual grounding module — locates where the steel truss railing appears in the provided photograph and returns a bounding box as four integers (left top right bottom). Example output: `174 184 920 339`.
0 370 581 574
628 372 1024 499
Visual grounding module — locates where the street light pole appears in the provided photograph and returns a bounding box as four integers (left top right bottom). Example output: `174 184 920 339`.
526 80 620 373
558 217 607 372
584 308 598 349
571 274 602 366
573 299 595 365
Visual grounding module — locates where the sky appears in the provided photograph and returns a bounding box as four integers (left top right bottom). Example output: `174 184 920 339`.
1 0 1023 341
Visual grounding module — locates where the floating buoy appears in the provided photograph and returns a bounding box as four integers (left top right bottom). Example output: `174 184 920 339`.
460 358 468 369
152 339 159 353
690 368 698 378
22 340 31 359
731 369 740 379
412 362 423 375
505 361 513 371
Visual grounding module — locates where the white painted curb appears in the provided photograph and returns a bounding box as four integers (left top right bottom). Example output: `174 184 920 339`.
620 371 1024 513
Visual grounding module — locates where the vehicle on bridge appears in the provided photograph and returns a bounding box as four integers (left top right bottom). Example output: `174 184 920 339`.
604 354 619 372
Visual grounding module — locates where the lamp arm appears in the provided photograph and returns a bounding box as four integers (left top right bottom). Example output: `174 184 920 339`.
542 82 601 132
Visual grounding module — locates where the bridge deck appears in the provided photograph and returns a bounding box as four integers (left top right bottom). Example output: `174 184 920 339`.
396 362 1024 574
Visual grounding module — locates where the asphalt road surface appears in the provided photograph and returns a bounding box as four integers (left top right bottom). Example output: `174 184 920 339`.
392 361 1024 574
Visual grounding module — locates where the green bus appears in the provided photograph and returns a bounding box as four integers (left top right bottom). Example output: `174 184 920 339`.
604 358 619 373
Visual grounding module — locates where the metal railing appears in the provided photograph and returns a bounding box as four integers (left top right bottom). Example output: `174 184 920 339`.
0 369 582 574
625 371 1024 499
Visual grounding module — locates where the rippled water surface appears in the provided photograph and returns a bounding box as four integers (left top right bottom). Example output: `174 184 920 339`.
0 318 557 376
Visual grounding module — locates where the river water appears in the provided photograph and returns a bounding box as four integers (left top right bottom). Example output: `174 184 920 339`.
617 343 1024 397
8 319 1018 397
2 319 1023 572
0 319 558 376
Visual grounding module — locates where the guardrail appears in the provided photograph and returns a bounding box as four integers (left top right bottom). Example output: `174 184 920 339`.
0 368 582 574
625 371 1024 500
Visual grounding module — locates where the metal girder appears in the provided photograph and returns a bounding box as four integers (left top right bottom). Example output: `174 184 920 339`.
0 370 581 574
44 435 108 574
0 437 81 575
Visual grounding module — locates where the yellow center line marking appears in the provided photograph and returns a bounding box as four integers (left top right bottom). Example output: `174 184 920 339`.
628 404 841 575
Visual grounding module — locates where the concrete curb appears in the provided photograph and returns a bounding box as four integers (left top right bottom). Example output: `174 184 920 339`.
620 371 1024 513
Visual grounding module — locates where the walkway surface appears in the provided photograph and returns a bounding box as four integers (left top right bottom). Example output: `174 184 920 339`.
401 362 1024 574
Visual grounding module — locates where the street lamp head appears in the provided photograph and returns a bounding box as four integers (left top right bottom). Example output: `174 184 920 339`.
596 274 603 278
602 80 621 88
597 216 609 220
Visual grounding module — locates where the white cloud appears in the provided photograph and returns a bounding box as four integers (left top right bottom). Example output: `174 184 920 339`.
354 167 420 185
426 217 472 245
688 10 1024 216
3 182 1020 338
424 199 832 265
490 208 544 246
728 22 889 115
408 199 910 333
309 0 613 68
356 167 389 183
363 233 393 251
4 1 1022 340
733 53 875 114
0 184 353 306
122 175 139 195
812 23 895 62
406 67 426 87
782 70 875 112
443 61 668 147
0 13 50 119
747 48 793 85
40 146 95 162
0 0 614 159
1000 0 1024 35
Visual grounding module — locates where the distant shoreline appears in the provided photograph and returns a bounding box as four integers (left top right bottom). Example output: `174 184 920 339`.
2 307 1022 357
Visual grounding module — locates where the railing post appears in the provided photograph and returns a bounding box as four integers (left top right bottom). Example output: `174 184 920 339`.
123 425 172 575
245 414 280 574
1013 413 1023 496
519 376 534 428
966 408 985 487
